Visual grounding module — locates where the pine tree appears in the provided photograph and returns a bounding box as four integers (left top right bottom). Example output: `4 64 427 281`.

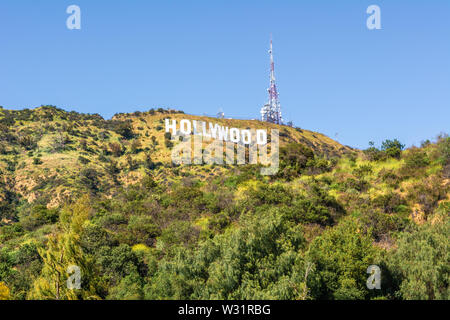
28 196 106 300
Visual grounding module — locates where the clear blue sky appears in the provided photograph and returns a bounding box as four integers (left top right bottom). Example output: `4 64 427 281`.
1 0 449 149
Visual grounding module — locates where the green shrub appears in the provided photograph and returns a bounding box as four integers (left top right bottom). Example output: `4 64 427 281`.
130 139 142 154
21 205 59 230
78 156 90 165
114 122 134 140
33 158 43 165
364 142 385 161
403 148 430 170
277 143 315 179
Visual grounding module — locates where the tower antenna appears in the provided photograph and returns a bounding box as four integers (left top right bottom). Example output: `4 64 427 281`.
260 35 283 125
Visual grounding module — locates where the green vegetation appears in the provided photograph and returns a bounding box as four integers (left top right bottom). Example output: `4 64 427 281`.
0 106 448 300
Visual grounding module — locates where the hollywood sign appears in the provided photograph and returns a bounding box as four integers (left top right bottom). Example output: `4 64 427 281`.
165 119 279 175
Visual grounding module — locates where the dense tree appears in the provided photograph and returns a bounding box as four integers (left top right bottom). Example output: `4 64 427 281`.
386 210 449 300
145 208 311 300
381 139 405 159
306 218 379 300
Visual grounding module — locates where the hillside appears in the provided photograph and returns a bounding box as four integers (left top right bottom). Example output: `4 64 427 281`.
0 106 354 208
0 105 448 300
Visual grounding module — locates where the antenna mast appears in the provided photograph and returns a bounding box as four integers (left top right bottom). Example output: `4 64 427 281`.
261 35 283 125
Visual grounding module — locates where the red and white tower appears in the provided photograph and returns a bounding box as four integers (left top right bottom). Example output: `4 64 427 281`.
261 36 283 124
